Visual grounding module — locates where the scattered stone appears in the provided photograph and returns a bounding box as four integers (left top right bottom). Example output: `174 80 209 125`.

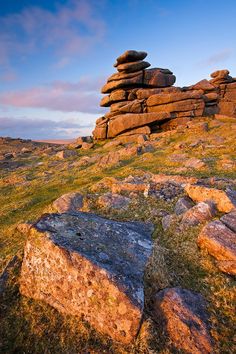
174 196 194 215
3 153 14 160
52 192 83 212
20 212 154 344
162 214 176 231
17 222 33 234
103 140 122 149
81 142 94 150
151 174 197 187
98 193 131 209
220 209 236 233
76 136 93 145
198 220 236 275
185 184 236 213
181 201 216 226
21 147 32 153
137 134 149 145
184 158 206 169
153 287 213 354
55 150 77 159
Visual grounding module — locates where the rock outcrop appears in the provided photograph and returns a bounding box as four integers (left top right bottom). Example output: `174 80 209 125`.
20 212 153 344
93 50 236 141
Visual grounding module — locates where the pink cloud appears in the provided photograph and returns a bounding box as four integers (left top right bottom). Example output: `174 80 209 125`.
0 0 106 65
0 76 106 113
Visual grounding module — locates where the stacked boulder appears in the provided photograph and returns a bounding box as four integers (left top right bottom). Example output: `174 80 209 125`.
210 70 236 117
93 50 236 141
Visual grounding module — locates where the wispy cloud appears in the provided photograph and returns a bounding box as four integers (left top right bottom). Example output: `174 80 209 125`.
0 0 106 66
0 76 106 113
0 116 93 139
198 49 232 67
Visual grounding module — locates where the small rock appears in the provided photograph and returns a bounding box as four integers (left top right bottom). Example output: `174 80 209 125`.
198 220 236 275
181 201 216 226
103 140 122 149
152 287 213 354
184 158 206 169
137 134 149 145
81 142 94 150
98 193 130 209
17 223 32 234
220 209 236 233
185 184 236 213
162 214 176 231
3 153 14 160
174 196 194 215
55 150 77 159
53 192 83 213
76 136 93 145
21 147 32 153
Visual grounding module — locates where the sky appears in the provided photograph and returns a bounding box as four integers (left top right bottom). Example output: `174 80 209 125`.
0 0 235 140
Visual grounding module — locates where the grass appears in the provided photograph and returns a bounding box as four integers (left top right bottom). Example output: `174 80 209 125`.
1 116 236 353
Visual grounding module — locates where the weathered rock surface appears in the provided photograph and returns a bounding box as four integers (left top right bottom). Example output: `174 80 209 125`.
20 212 154 344
181 201 216 226
117 60 150 73
185 184 236 213
153 287 213 354
98 193 130 209
108 112 171 138
114 50 147 67
53 192 83 213
146 90 202 106
220 209 236 233
93 50 236 141
174 196 194 215
55 150 77 159
198 220 236 275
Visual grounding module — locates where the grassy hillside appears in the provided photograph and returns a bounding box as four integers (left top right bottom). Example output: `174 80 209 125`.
0 115 236 353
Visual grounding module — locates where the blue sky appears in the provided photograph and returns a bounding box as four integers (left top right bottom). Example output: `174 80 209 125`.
0 0 235 139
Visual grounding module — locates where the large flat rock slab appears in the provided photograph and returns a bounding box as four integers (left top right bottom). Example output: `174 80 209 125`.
20 212 154 344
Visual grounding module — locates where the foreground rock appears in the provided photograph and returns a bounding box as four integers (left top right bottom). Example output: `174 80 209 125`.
153 287 213 354
198 220 236 275
20 212 153 344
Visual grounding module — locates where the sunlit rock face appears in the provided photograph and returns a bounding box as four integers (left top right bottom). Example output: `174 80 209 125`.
20 212 153 344
93 50 236 141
